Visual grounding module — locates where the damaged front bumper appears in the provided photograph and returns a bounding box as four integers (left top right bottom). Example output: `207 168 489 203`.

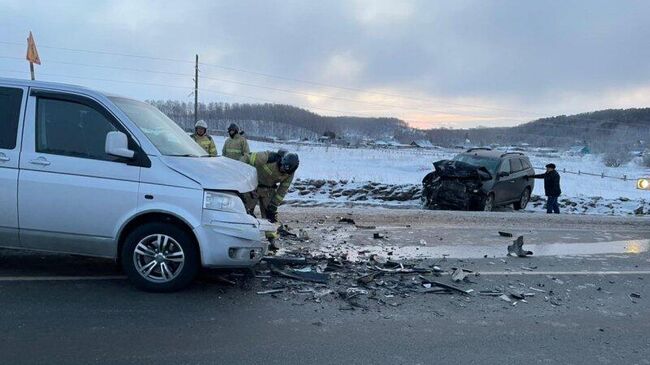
194 210 277 268
423 178 486 210
422 160 491 211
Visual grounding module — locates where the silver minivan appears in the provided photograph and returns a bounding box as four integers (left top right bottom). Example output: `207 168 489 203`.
0 77 273 291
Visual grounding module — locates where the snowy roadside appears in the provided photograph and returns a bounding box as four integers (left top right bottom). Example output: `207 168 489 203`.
209 135 650 215
285 178 650 216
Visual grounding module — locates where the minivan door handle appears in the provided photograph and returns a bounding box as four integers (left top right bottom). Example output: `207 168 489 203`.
29 157 51 166
0 153 9 162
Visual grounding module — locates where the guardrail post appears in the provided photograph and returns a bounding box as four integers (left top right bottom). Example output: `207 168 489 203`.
601 172 605 178
578 170 581 175
623 175 627 181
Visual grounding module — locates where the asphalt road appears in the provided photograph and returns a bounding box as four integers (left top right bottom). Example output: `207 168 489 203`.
1 208 650 365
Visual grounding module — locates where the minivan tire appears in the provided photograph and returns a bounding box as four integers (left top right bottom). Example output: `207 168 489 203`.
121 223 200 292
514 188 531 211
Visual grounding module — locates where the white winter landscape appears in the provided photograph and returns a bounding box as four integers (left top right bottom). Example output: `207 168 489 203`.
211 136 650 216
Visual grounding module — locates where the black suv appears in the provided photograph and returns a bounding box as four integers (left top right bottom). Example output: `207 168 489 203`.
422 148 535 211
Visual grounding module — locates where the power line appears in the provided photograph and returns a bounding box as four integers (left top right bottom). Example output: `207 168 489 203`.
2 66 648 137
4 39 649 128
0 69 392 119
0 54 524 120
0 40 544 116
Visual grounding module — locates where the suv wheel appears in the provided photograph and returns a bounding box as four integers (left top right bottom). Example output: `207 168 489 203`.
122 223 200 292
514 188 531 211
483 194 495 212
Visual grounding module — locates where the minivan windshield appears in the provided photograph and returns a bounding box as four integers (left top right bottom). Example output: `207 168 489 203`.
109 97 208 157
453 154 500 173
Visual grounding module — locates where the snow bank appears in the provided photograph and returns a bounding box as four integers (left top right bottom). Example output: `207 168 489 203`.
211 136 649 213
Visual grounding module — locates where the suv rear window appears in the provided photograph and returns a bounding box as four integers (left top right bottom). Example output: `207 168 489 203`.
0 87 23 150
510 158 523 172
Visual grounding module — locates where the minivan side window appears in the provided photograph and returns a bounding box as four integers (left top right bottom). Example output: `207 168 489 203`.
520 158 531 170
510 158 523 172
36 98 119 161
0 87 23 150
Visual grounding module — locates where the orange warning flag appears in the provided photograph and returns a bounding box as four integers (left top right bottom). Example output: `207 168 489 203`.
26 31 41 65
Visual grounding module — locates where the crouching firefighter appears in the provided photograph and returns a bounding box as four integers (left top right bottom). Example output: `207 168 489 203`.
241 150 299 250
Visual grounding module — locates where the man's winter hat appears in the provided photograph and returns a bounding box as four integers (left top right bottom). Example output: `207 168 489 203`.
195 120 208 129
228 123 239 133
546 163 556 169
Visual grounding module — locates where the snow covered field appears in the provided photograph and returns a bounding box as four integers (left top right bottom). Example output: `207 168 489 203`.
212 136 650 215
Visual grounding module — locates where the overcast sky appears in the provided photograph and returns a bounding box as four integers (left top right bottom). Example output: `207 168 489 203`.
2 0 650 128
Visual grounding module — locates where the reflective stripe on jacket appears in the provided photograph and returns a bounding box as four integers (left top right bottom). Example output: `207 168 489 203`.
191 134 217 157
243 151 294 205
222 134 250 160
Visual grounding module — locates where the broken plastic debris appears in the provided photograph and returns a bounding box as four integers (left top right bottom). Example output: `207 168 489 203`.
479 290 503 296
499 231 514 237
262 256 306 266
338 217 356 225
630 292 641 299
257 289 285 295
451 268 469 283
507 236 533 257
373 233 386 239
270 265 329 284
499 294 512 302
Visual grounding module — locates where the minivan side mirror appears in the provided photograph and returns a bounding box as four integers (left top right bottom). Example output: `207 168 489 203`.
105 131 135 159
498 171 510 178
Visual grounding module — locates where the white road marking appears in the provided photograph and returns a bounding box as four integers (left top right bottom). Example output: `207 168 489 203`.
478 270 650 276
0 275 126 282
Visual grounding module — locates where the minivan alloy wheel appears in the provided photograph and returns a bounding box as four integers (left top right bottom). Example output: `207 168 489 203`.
133 234 185 282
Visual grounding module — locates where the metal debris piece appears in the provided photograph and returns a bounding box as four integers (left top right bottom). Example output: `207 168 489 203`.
369 254 387 264
278 225 298 238
507 236 533 257
498 231 514 237
479 290 504 296
499 294 512 302
215 275 236 285
427 280 472 296
256 288 285 295
630 292 641 299
270 265 329 284
451 268 469 282
373 233 385 239
357 271 383 285
262 256 307 266
509 289 526 300
338 217 356 225
421 287 453 294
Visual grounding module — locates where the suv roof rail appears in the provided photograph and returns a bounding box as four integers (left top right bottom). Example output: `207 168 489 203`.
466 147 492 152
501 152 525 157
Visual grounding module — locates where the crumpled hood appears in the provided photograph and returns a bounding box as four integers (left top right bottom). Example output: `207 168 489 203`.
433 160 492 181
160 156 257 192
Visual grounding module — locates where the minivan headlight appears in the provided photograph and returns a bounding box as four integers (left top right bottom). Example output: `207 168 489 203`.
638 178 650 190
203 191 246 213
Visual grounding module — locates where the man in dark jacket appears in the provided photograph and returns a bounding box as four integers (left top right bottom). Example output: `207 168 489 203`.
532 163 561 214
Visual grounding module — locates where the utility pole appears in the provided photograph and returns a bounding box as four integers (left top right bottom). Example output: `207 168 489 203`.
194 54 199 124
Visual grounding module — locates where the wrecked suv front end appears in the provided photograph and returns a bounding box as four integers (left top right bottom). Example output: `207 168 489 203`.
422 160 493 211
